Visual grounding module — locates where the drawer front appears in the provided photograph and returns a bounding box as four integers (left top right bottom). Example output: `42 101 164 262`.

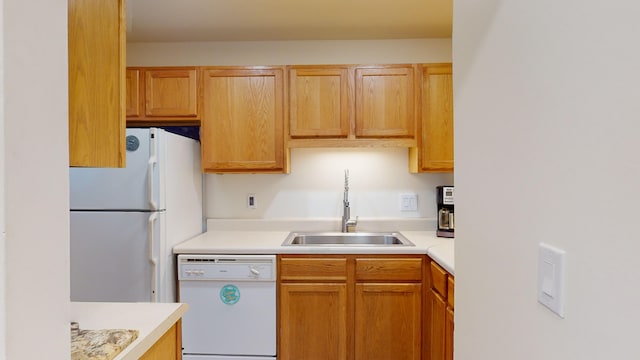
447 276 455 308
280 257 347 281
430 261 448 297
355 258 423 282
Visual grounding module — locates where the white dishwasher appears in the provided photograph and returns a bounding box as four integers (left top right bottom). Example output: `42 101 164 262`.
178 254 277 360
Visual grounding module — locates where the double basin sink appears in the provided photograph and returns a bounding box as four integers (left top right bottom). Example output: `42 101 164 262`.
282 232 414 247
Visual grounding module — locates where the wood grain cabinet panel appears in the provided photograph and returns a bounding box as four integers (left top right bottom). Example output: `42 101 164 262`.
355 283 422 360
429 289 447 360
447 276 455 308
126 68 141 118
200 67 287 173
278 255 424 360
428 260 455 360
280 257 347 281
68 0 126 168
145 68 198 117
445 306 454 360
411 63 454 173
279 283 349 360
139 321 181 360
289 66 350 138
355 65 417 139
287 64 418 148
126 67 200 125
430 260 448 297
355 257 423 282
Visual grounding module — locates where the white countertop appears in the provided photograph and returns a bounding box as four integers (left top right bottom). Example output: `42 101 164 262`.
428 240 455 275
70 302 189 360
173 228 455 274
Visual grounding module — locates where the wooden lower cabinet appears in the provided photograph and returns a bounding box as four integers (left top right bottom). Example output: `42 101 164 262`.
445 307 454 360
139 320 181 360
278 255 424 360
428 289 447 360
355 283 422 360
428 260 454 360
279 283 348 360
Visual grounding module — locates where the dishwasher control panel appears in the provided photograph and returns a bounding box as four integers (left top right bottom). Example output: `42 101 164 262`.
178 254 276 281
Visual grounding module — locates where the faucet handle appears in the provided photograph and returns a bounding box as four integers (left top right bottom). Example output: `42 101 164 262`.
346 216 358 233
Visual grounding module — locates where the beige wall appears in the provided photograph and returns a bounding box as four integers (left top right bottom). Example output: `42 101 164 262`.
2 0 70 358
454 0 640 359
127 38 451 66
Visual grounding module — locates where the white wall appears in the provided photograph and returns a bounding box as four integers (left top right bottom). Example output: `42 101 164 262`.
454 1 640 359
128 39 453 223
1 0 69 359
0 1 5 354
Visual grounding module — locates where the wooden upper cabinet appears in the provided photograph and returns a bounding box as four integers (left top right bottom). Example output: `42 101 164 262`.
287 64 417 148
411 63 454 172
355 65 417 139
126 67 200 125
200 67 288 173
68 0 126 167
289 66 351 138
145 68 198 117
126 68 141 117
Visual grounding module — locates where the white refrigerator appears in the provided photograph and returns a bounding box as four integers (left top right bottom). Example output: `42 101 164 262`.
70 128 203 303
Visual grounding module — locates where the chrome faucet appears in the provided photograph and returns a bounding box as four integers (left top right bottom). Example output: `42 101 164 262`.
342 170 358 232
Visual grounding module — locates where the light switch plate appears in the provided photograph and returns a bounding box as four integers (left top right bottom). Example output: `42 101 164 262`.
400 193 418 211
538 243 566 318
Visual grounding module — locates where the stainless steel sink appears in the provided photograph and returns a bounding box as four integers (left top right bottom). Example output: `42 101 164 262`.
282 232 414 246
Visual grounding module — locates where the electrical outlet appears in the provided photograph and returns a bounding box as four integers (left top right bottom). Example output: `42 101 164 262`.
247 194 257 209
400 193 418 211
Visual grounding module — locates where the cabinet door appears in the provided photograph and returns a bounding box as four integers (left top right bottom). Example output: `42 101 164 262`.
144 68 198 117
355 65 417 138
201 67 286 173
355 283 422 360
445 306 454 360
289 66 350 138
421 64 453 172
126 68 141 118
139 321 180 360
68 0 125 167
279 283 348 360
429 289 447 360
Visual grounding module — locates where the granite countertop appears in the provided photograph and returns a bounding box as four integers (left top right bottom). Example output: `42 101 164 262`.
71 329 138 360
70 302 188 360
173 219 455 273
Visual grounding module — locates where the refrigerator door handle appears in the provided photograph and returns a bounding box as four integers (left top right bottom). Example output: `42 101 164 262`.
147 158 158 211
148 212 159 302
147 128 159 211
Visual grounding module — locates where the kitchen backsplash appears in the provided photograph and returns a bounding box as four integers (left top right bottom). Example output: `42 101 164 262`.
205 148 453 219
